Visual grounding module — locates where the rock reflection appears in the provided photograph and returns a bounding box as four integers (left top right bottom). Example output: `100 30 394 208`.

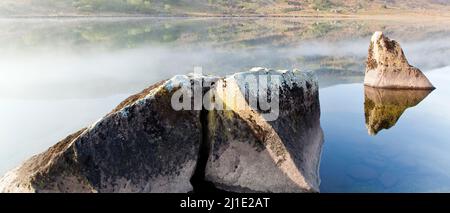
364 86 433 135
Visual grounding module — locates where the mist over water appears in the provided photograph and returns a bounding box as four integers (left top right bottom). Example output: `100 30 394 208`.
0 18 450 192
1 18 449 99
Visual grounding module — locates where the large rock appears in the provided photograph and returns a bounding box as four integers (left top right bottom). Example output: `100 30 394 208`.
364 86 432 135
0 68 323 193
204 67 323 192
0 75 205 193
364 31 434 89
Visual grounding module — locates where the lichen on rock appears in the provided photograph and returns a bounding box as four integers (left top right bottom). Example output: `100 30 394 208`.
0 75 205 193
205 68 323 193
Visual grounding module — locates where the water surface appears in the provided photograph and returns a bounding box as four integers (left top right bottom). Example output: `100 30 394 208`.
0 17 449 192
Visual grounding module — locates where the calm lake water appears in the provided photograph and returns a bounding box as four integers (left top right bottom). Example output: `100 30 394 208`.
0 17 449 192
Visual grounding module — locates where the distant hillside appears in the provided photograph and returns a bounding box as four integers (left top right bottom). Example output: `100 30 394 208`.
0 0 449 17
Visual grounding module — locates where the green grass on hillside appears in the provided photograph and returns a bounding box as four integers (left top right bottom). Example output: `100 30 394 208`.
0 0 449 16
